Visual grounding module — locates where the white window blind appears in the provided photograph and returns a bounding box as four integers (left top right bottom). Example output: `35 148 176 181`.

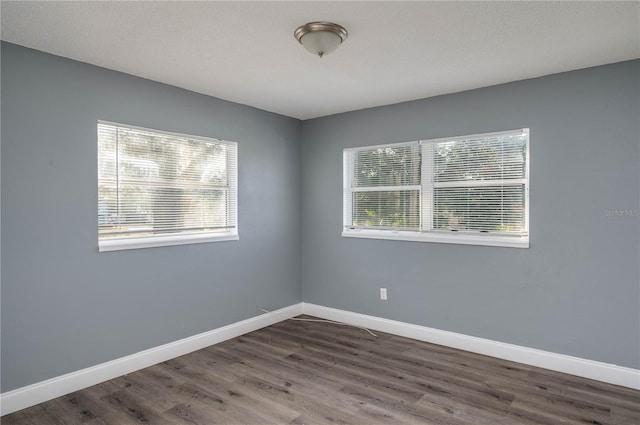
98 122 238 251
345 143 421 231
427 131 528 234
343 129 529 248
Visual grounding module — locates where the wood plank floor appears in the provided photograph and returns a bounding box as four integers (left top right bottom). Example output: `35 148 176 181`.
3 315 639 424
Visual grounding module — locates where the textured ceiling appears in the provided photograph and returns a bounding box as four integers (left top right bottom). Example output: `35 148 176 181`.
1 1 639 120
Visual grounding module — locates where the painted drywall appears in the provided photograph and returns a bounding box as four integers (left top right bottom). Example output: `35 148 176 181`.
1 42 302 392
2 41 638 396
301 60 640 369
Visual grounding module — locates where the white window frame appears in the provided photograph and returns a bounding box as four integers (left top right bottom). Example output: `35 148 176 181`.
343 129 530 248
98 121 238 252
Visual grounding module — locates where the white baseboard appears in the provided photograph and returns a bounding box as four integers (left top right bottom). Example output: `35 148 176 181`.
302 303 640 390
3 301 637 417
0 303 303 416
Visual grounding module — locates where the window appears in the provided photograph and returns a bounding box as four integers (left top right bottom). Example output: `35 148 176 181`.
343 129 529 248
98 122 238 251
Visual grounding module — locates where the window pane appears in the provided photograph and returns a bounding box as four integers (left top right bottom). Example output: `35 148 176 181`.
344 129 529 245
99 188 230 239
434 185 525 233
353 144 420 187
434 134 526 183
98 122 236 243
351 190 420 230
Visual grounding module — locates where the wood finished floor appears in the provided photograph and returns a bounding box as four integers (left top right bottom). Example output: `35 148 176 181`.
3 315 639 425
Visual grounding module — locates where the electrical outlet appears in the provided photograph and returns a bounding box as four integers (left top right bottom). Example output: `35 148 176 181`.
380 287 387 300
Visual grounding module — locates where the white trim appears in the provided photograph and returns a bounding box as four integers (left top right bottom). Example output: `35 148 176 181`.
433 179 527 188
421 142 434 231
4 302 636 416
97 120 232 145
342 228 529 248
301 303 640 390
351 185 422 192
99 231 239 252
345 140 419 152
423 128 529 145
343 149 352 229
0 303 303 416
523 128 531 236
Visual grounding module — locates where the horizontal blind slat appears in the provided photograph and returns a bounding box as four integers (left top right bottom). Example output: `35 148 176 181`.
352 143 421 188
98 122 237 241
344 129 528 240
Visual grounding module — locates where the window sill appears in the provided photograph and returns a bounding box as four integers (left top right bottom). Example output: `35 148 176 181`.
99 232 239 252
342 229 529 248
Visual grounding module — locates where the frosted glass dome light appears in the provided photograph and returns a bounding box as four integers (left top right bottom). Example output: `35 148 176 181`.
294 22 348 58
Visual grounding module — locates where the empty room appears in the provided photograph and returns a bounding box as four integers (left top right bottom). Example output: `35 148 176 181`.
1 1 639 424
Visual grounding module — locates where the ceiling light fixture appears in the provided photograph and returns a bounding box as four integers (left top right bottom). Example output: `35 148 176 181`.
294 22 348 58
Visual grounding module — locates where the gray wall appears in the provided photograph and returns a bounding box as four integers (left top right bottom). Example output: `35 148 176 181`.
301 60 640 369
2 41 638 394
1 42 302 392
